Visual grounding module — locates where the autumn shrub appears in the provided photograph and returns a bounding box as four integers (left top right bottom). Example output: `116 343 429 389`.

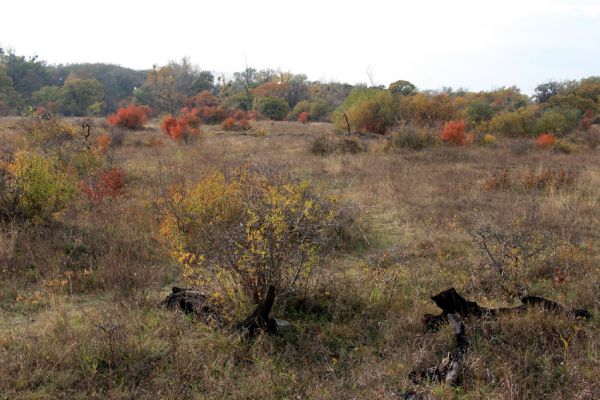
577 109 595 131
107 104 151 130
533 110 571 135
489 107 536 136
553 139 577 153
238 119 250 130
186 90 228 123
390 124 439 150
298 111 309 124
18 113 79 150
95 134 111 154
480 133 497 146
310 133 366 155
334 88 396 134
484 169 512 191
253 96 290 121
524 167 577 190
232 109 247 121
79 168 126 207
440 119 466 145
222 112 252 131
536 133 556 149
471 219 553 299
221 117 236 131
293 100 329 121
159 162 357 310
160 108 202 144
579 125 600 148
0 150 77 223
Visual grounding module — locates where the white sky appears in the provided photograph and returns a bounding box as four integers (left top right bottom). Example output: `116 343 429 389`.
1 0 599 93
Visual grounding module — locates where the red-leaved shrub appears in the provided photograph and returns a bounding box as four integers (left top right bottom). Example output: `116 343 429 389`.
107 104 151 130
238 119 250 130
221 117 236 131
536 133 556 149
79 168 126 206
440 120 466 145
298 111 309 124
185 91 227 123
95 133 111 154
161 108 202 143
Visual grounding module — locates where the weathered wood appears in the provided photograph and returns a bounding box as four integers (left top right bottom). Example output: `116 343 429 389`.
162 285 289 338
410 313 469 386
423 288 592 332
160 287 223 327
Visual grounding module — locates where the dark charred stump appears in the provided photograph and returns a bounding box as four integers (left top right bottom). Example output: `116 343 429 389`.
160 287 223 327
424 288 592 332
161 285 285 338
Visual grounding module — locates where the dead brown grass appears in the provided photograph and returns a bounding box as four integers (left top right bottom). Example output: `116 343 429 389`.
0 117 598 399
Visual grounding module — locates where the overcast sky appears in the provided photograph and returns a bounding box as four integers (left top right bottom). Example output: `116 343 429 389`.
1 0 599 93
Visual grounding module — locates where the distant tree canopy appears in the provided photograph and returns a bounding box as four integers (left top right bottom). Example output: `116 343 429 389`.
0 49 598 136
134 58 214 114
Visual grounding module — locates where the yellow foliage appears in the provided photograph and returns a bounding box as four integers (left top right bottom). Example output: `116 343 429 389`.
160 162 354 306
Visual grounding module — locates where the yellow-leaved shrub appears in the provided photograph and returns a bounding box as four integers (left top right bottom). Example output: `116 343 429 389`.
1 150 77 223
160 162 356 310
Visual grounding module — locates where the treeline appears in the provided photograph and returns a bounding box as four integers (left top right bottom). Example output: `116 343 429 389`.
1 49 599 137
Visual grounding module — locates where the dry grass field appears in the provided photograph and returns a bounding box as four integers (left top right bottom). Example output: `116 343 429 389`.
0 117 599 399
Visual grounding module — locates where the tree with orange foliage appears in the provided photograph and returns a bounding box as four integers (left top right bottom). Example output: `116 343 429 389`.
107 104 151 130
441 120 466 145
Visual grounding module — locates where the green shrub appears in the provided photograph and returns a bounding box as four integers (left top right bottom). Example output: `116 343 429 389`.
553 139 577 153
293 100 330 121
253 96 290 120
489 107 537 136
467 100 494 124
333 88 396 134
533 110 571 135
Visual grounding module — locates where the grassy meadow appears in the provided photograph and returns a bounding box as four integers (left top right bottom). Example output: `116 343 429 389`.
0 117 599 399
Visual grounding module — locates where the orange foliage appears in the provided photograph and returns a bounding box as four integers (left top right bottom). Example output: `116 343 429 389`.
536 133 556 149
107 104 151 130
238 119 250 130
161 108 202 142
79 168 126 206
252 81 291 99
232 109 247 120
440 119 466 145
298 111 309 124
221 117 236 131
185 91 227 123
95 134 111 153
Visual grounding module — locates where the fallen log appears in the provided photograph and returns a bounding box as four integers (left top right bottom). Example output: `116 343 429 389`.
423 288 592 332
161 285 290 338
160 287 224 327
410 313 469 386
